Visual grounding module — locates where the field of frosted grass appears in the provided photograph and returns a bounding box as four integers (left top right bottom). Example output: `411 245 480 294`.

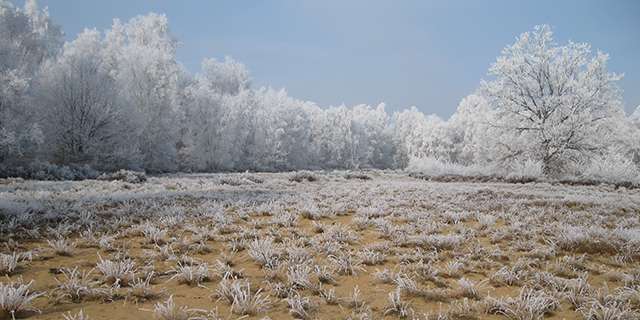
1 171 639 319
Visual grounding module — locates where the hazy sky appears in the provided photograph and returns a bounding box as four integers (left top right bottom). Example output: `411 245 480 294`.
27 0 640 117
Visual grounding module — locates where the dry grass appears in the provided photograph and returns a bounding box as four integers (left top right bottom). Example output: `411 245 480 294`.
0 171 639 319
0 279 43 319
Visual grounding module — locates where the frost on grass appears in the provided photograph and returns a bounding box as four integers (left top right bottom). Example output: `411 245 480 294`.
52 267 105 303
152 295 201 320
96 255 136 286
0 253 20 275
47 238 76 256
0 280 43 319
485 288 559 320
288 171 319 183
384 289 413 318
286 292 315 319
0 171 639 319
169 262 210 286
62 309 90 320
215 279 270 315
247 238 280 269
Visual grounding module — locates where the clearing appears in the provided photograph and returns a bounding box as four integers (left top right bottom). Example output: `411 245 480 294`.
1 171 639 319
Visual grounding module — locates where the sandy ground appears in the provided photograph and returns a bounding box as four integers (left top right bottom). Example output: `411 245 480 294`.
1 171 639 319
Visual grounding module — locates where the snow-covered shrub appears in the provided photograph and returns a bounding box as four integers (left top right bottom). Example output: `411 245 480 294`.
406 157 492 177
241 173 264 184
581 153 640 185
219 173 264 186
289 171 318 183
0 161 99 180
506 159 544 180
344 172 372 180
97 170 147 184
219 176 247 186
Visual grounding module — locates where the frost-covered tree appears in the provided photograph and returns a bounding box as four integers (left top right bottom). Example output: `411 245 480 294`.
250 88 316 171
394 107 453 161
182 61 399 172
482 25 625 175
0 0 61 166
632 106 640 122
199 56 250 95
623 106 640 166
4 1 638 180
181 57 253 171
447 94 495 165
312 106 351 168
104 13 182 172
35 29 137 169
310 104 396 169
347 104 395 168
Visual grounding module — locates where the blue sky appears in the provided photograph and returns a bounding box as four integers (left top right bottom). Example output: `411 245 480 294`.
28 0 640 117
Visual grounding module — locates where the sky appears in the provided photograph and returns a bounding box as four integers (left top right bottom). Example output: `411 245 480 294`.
25 0 640 118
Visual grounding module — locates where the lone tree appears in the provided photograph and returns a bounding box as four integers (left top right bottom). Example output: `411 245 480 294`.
482 25 625 175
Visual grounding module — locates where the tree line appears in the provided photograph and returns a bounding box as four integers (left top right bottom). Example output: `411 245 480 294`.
1 1 638 179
